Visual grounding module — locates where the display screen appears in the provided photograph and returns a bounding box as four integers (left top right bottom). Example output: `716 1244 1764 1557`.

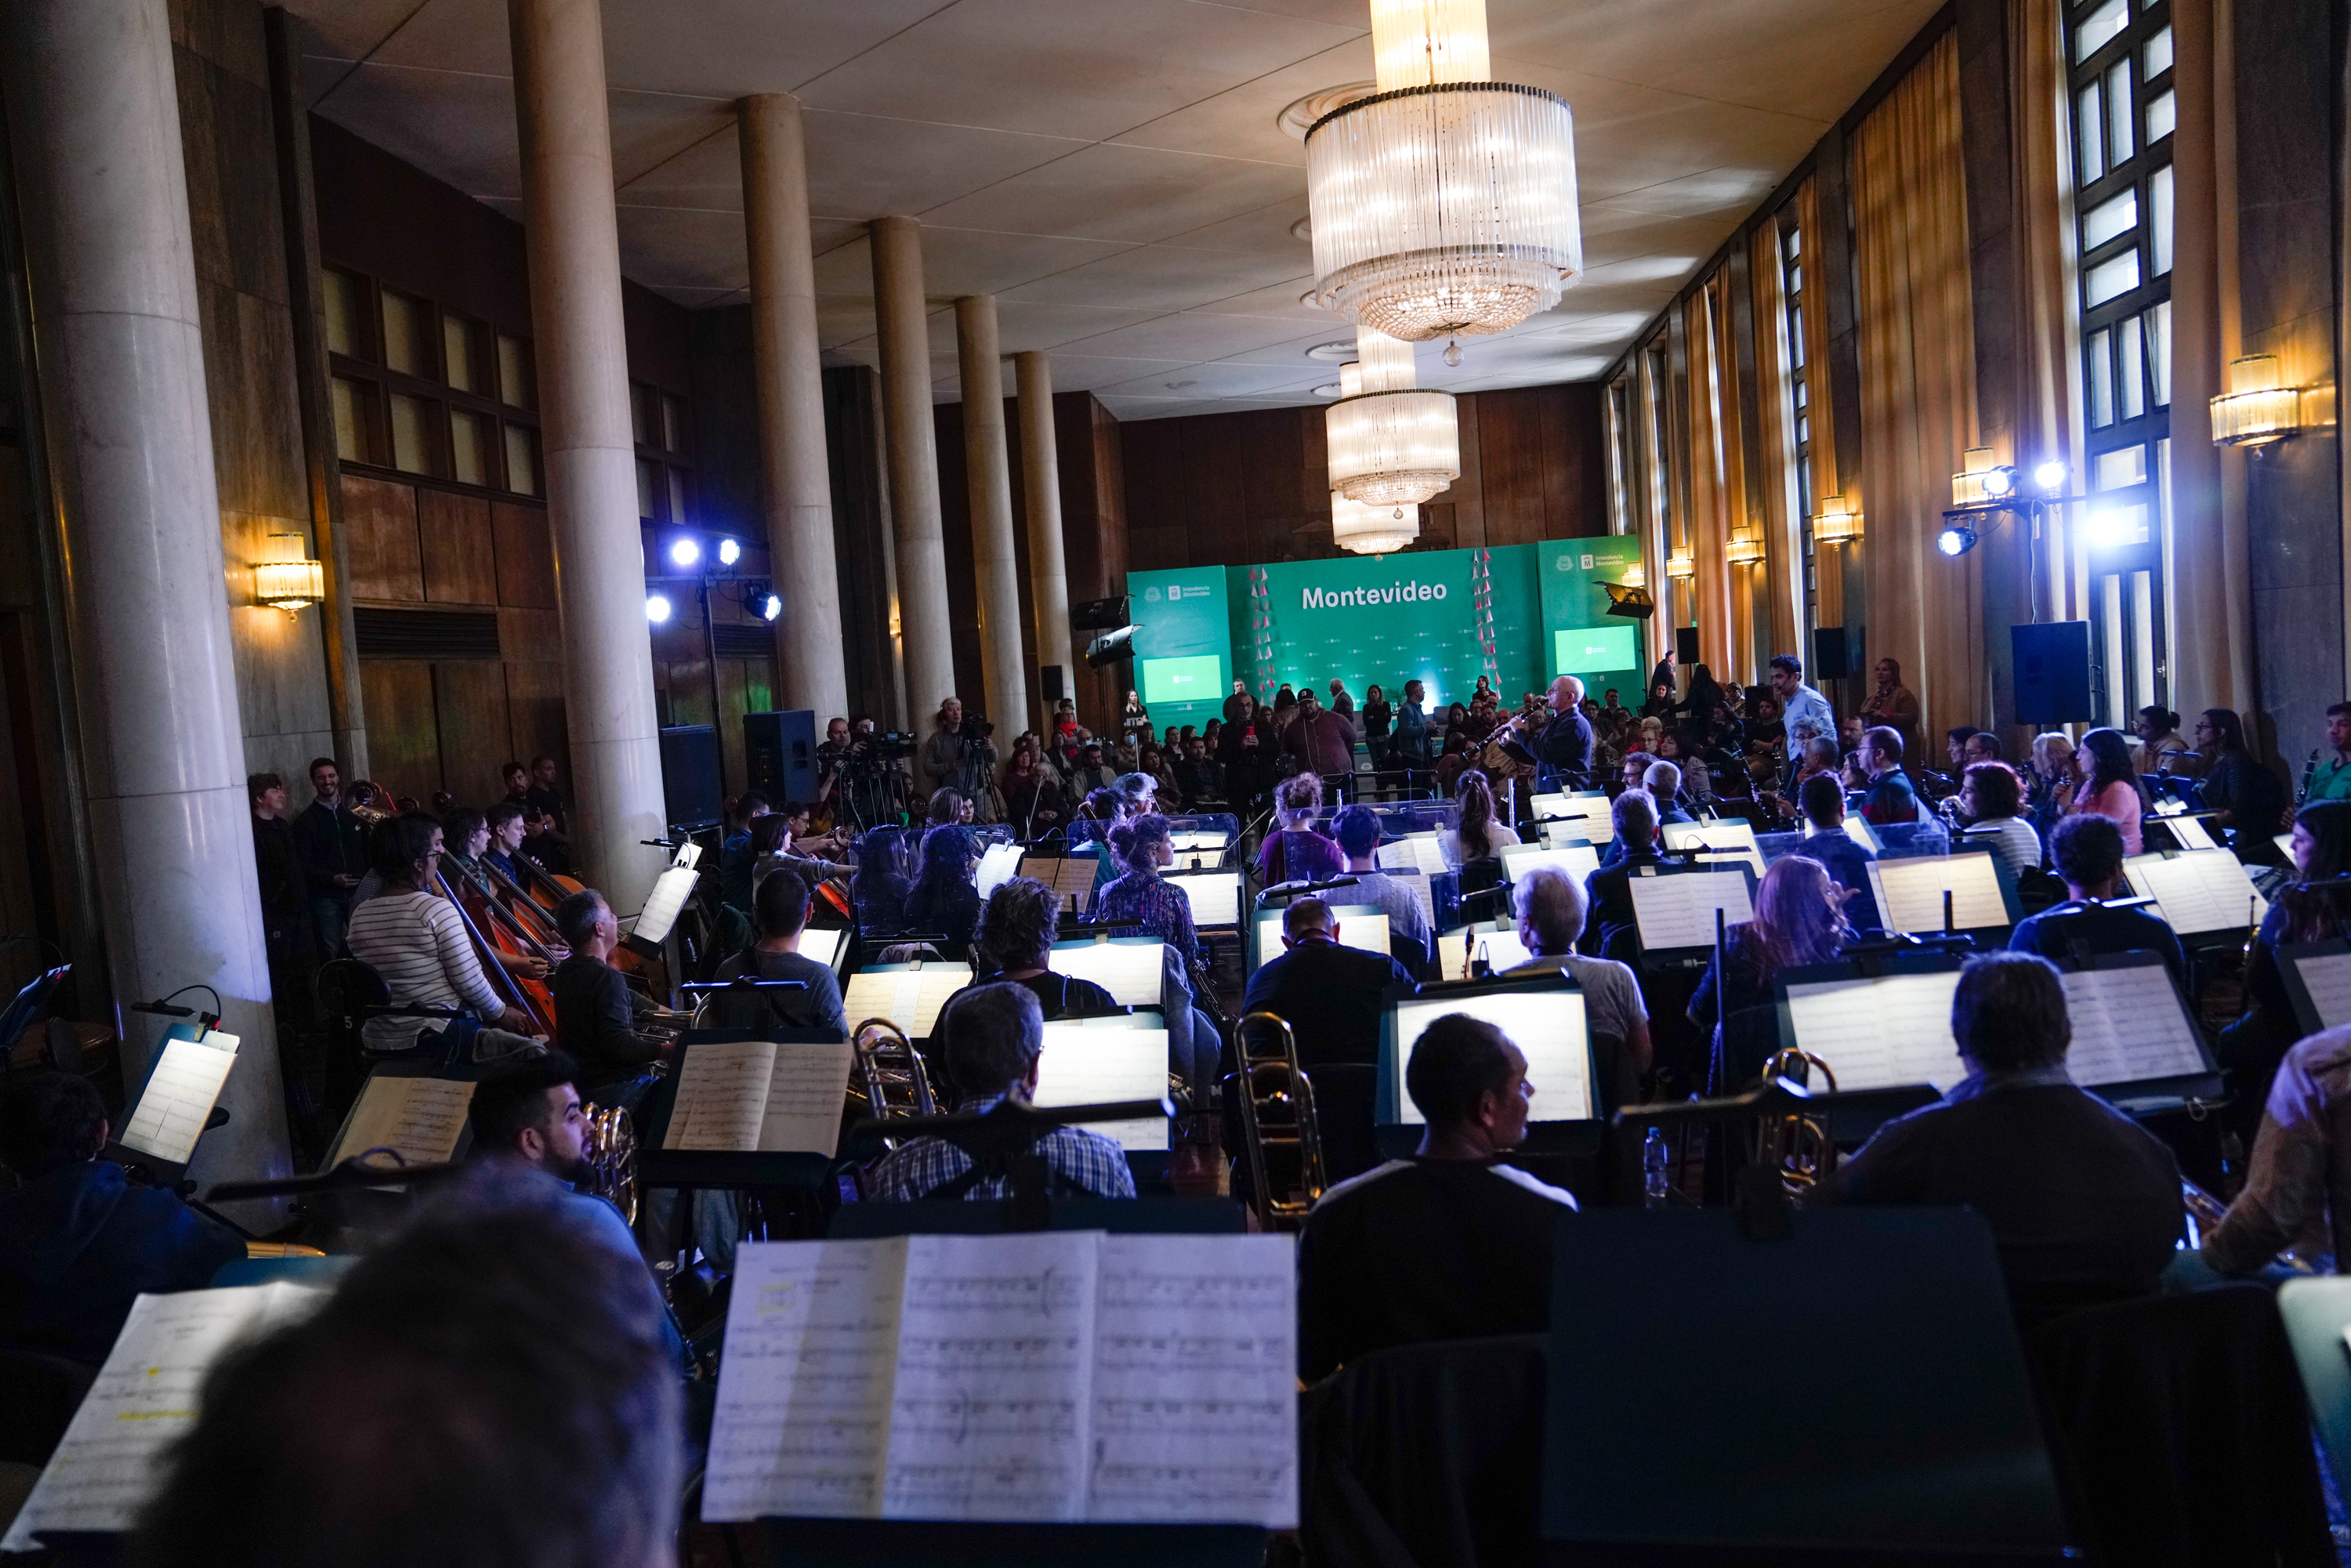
1554 625 1639 677
1140 654 1222 706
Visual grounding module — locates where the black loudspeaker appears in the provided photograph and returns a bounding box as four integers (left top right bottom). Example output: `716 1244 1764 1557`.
2012 621 2096 723
1041 664 1067 703
1675 626 1700 666
657 725 723 831
1812 625 1850 682
1071 593 1131 630
742 709 819 806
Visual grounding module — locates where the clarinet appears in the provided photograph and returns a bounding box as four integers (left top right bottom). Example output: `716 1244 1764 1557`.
2298 748 2320 806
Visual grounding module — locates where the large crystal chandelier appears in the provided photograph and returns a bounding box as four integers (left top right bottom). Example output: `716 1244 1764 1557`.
1306 0 1582 340
1331 492 1420 555
1325 327 1460 510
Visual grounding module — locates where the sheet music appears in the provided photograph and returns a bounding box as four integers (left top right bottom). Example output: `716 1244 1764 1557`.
1050 940 1168 1007
1628 868 1755 951
118 1033 238 1164
664 1039 775 1152
1474 928 1534 972
636 863 700 944
976 843 1025 900
1382 866 1437 932
844 965 973 1040
2291 951 2351 1030
703 1238 910 1522
2163 815 2220 852
1784 972 1968 1092
1390 989 1592 1123
1033 1028 1170 1151
1169 831 1231 852
1166 871 1241 928
1045 857 1097 912
799 926 846 970
1662 821 1768 877
1538 798 1615 843
1501 842 1602 882
1085 1234 1297 1528
328 1074 476 1168
1 1284 321 1549
1867 853 2011 934
2124 850 2270 936
883 1233 1098 1522
1250 909 1390 969
2060 967 2208 1085
1436 926 1472 980
1377 834 1450 877
758 1041 857 1156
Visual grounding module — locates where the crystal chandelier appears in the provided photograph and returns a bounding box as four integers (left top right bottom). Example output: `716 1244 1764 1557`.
1306 0 1582 340
1324 328 1460 508
1331 492 1420 555
254 532 324 612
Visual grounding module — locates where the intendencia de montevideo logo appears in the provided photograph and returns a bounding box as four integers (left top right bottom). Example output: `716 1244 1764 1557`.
1301 579 1447 609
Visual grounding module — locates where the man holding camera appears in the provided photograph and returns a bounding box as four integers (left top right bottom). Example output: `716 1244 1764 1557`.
920 697 999 813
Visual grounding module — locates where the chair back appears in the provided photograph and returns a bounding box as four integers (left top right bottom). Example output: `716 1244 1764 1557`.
2027 1284 2333 1566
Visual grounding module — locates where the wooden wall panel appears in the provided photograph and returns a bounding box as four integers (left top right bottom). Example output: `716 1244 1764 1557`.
491 500 556 609
419 490 498 604
504 661 567 784
497 607 562 664
430 661 511 803
358 659 438 802
342 472 422 601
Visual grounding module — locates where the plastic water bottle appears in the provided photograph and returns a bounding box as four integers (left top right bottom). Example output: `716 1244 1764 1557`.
1643 1128 1669 1209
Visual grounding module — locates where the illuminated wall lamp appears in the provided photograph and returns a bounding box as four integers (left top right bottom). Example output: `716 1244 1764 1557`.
2210 354 2300 448
1812 494 1863 545
1619 561 1646 588
1665 549 1695 580
1723 529 1765 567
254 532 324 612
1951 447 2019 508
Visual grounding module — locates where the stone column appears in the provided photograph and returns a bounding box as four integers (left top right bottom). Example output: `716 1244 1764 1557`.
738 93 848 725
0 0 290 1189
508 0 665 912
870 216 955 732
1015 353 1076 707
958 297 1027 736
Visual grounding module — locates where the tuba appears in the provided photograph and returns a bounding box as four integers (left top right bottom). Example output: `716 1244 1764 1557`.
1754 1047 1838 1195
1233 1011 1327 1229
850 1017 938 1135
579 1102 639 1226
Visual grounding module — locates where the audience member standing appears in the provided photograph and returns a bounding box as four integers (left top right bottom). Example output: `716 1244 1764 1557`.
1858 657 1922 761
291 756 368 960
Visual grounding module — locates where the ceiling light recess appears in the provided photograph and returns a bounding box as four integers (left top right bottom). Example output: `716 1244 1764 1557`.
1324 328 1461 513
1305 0 1582 341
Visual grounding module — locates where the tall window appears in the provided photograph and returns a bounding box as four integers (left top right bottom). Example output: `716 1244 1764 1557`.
2069 0 2174 725
1777 215 1817 621
631 381 696 525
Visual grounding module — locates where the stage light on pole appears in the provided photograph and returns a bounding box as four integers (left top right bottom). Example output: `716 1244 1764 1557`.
2086 508 2134 548
2033 460 2069 492
668 536 701 568
1936 523 1977 557
646 593 672 623
1951 447 2018 507
716 536 741 567
761 592 781 622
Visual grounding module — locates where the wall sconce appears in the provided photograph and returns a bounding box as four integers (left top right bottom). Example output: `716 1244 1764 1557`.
1812 494 1863 544
1665 548 1695 580
1724 529 1765 566
1619 561 1646 588
254 532 324 613
1951 447 2019 508
2210 354 2300 448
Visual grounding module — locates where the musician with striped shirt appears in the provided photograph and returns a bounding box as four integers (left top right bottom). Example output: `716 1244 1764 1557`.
344 814 545 1066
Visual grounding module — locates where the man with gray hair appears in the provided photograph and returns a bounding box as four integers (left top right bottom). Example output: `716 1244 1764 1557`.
1813 952 2183 1323
1642 759 1694 825
863 982 1136 1202
1505 866 1651 1105
1578 787 1664 965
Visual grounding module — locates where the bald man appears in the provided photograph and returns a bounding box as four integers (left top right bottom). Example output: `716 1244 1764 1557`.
1501 674 1595 788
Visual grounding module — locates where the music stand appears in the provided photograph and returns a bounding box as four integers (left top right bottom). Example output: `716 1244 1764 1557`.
2277 1277 2351 1505
636 1027 855 1192
1864 845 2021 943
1541 1208 2072 1564
1625 862 1759 974
1163 867 1243 932
2278 939 2351 1038
1376 971 1600 1158
2121 846 2271 944
1247 903 1386 972
2051 950 2223 1112
1770 952 1965 1143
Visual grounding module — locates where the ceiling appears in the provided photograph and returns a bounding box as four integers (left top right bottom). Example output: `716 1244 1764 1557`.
289 0 1941 421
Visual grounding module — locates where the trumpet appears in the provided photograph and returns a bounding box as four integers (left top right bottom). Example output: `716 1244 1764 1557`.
850 1017 937 1135
1755 1048 1838 1195
1232 1011 1327 1229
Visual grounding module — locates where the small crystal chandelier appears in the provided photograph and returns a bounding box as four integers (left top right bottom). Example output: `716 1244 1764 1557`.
1331 493 1419 555
1305 0 1582 340
254 531 324 612
2210 354 2301 447
1324 327 1461 507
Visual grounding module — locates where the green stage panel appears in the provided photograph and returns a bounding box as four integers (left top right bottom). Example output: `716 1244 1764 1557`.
1538 539 1650 698
1125 568 1231 733
1139 654 1222 707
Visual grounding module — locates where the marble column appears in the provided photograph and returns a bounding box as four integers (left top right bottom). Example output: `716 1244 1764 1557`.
870 216 956 730
508 0 665 912
0 0 290 1190
1015 353 1076 708
738 94 848 724
958 297 1027 736
867 369 911 730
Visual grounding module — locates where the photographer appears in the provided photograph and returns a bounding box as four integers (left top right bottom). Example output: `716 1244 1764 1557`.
834 715 913 831
920 697 999 815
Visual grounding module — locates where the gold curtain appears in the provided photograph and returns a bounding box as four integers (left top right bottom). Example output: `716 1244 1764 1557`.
1749 188 1808 661
1683 279 1740 683
1853 30 1981 750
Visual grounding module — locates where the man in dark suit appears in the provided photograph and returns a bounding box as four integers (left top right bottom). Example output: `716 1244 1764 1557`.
1241 896 1417 1069
290 755 368 959
1498 675 1594 788
1578 787 1665 965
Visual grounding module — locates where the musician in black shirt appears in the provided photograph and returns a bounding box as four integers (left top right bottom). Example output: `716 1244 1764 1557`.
708 868 849 1037
291 755 368 958
549 889 672 1106
2007 813 2186 988
966 876 1117 1019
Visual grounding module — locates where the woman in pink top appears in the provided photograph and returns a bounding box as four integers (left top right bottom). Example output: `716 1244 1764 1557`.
2072 726 2146 853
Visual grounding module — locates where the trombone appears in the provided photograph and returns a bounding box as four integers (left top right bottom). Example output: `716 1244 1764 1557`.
1754 1047 1838 1194
850 1017 938 1140
1233 1010 1327 1229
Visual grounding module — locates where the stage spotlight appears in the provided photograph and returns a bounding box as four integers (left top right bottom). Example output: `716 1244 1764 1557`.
646 593 672 623
761 592 781 621
2087 508 2131 548
717 537 741 567
1936 523 1978 557
668 536 701 568
2033 460 2069 491
1980 465 2018 499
